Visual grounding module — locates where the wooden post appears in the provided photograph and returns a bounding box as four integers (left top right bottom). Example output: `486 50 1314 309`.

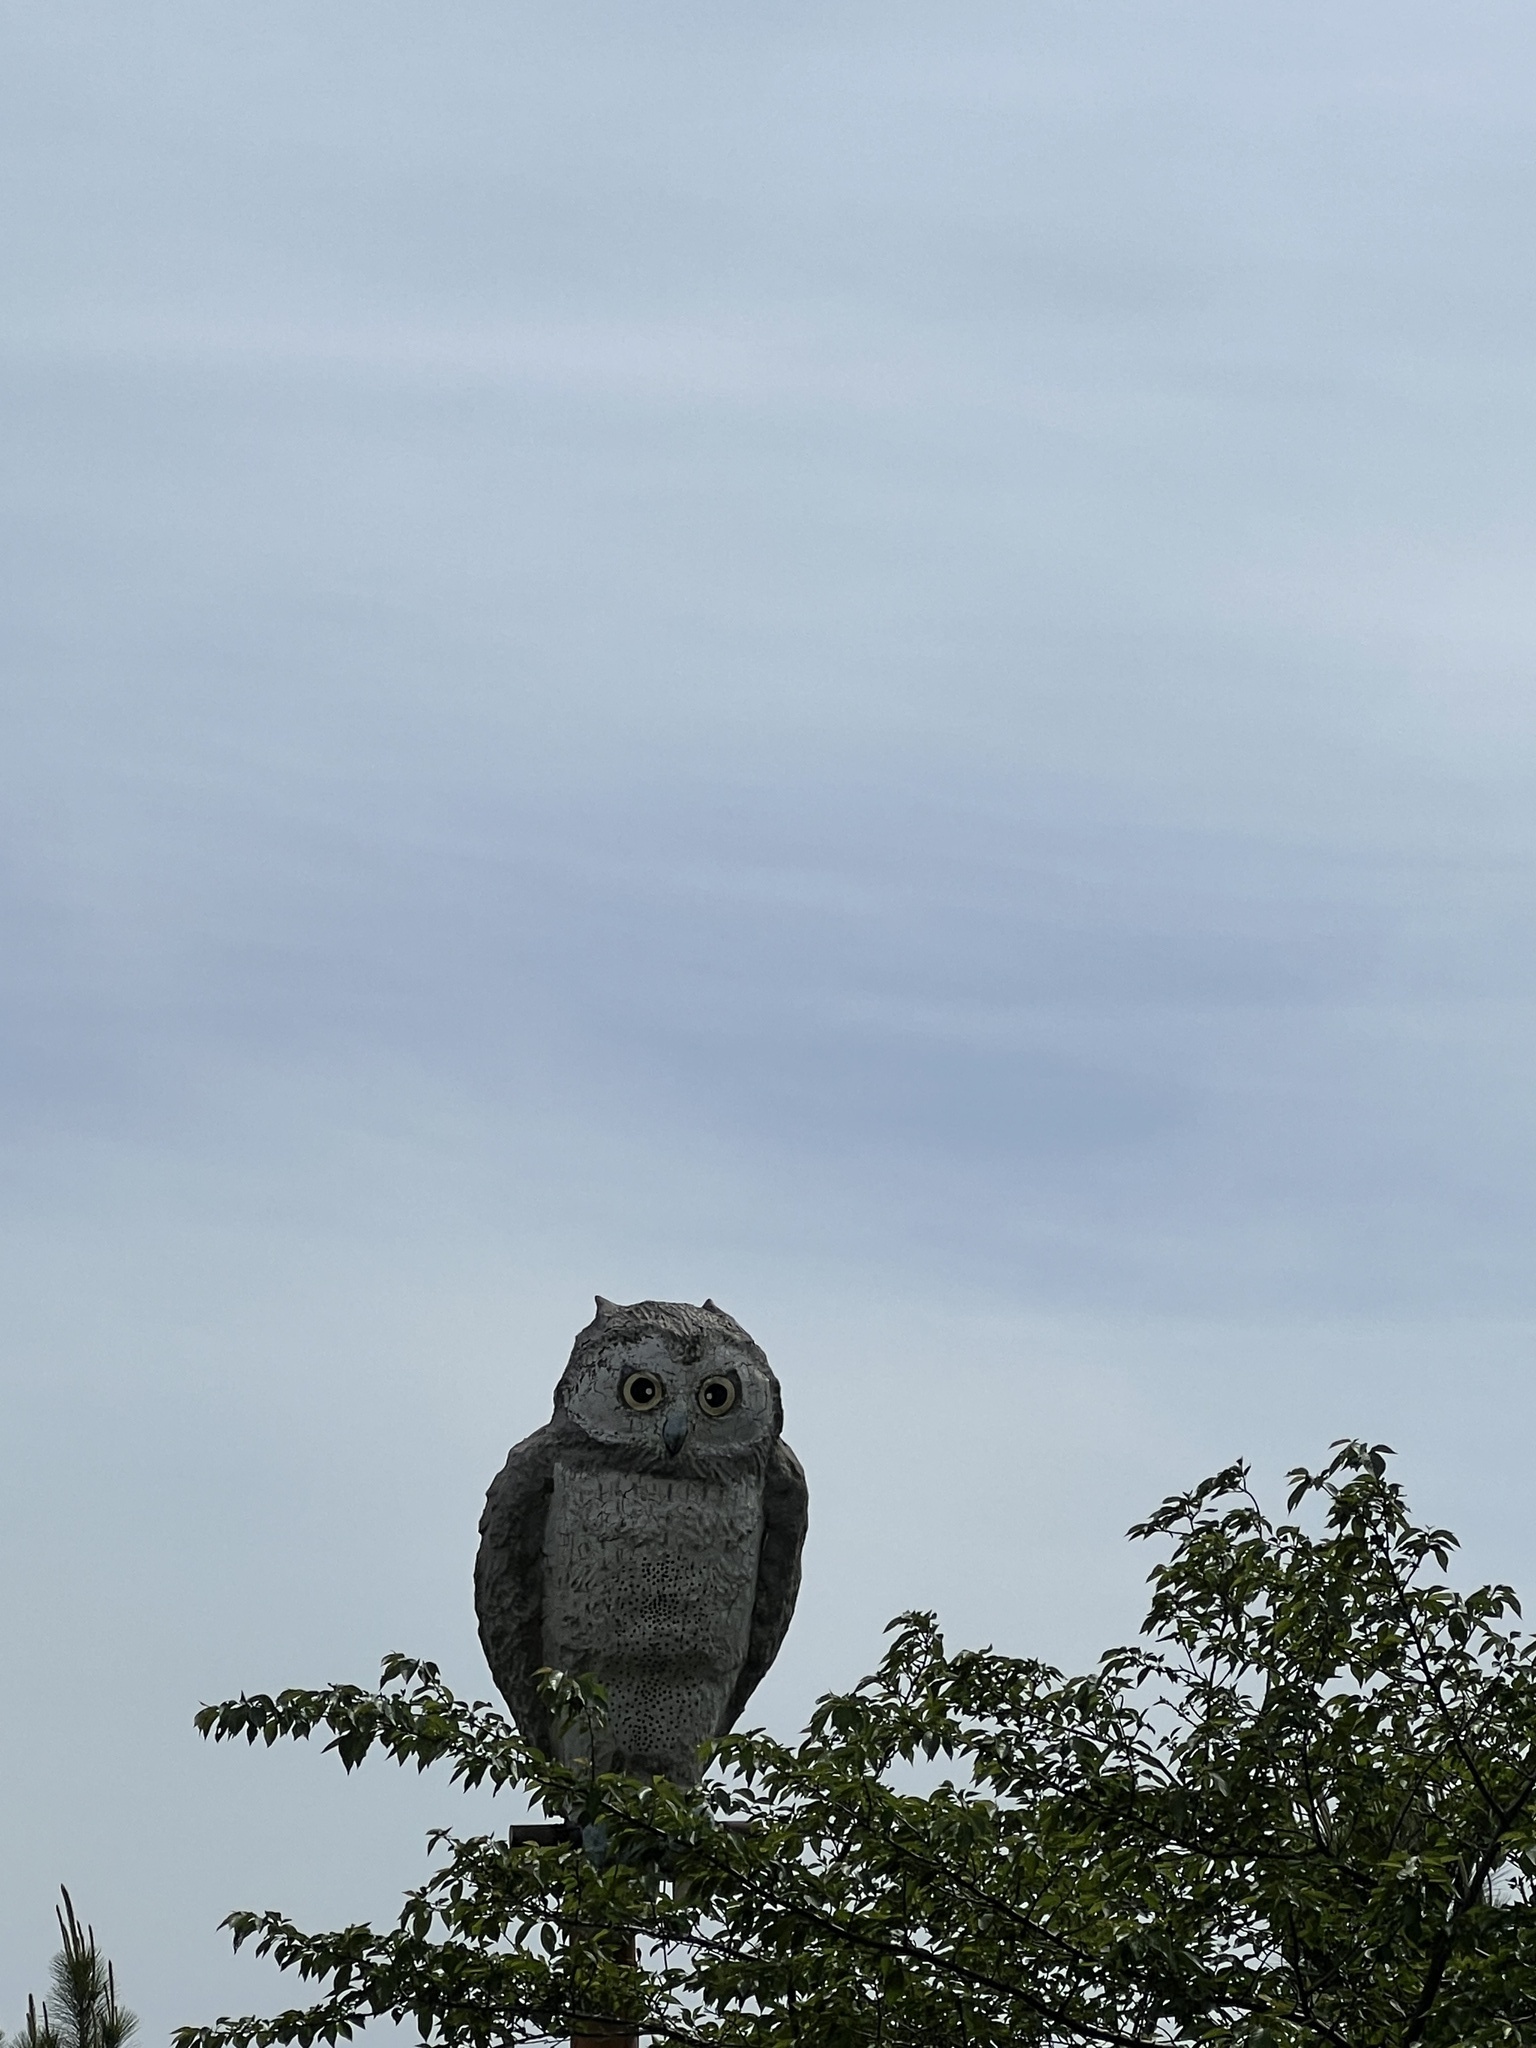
506 1813 753 2047
570 1933 638 2048
505 1829 641 2048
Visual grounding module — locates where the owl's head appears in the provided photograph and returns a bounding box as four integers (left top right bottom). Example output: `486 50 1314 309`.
552 1296 781 1472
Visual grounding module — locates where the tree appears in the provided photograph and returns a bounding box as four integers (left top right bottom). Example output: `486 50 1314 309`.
5 1892 137 2048
177 1442 1536 2047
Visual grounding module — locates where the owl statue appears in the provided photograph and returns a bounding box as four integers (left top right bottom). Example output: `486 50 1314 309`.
475 1295 809 1786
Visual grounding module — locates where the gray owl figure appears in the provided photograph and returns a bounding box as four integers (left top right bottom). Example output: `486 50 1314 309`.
475 1296 809 1786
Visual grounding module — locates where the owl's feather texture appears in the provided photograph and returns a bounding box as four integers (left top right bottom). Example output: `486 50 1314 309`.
474 1422 563 1754
724 1434 809 1729
475 1297 809 1784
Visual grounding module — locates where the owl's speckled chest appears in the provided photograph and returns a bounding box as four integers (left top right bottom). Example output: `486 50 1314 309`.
540 1459 765 1774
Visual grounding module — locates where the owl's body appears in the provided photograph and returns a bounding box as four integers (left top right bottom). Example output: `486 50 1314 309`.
475 1298 808 1785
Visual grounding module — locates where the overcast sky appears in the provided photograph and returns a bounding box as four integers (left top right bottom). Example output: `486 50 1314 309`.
6 2 1536 2038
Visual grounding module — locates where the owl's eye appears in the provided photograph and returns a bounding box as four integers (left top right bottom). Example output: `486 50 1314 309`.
697 1375 738 1417
621 1371 664 1413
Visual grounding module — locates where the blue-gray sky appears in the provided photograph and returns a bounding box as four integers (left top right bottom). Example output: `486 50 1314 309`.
5 1 1536 2037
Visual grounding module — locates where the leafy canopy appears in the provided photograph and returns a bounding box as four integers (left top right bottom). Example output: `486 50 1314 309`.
178 1442 1536 2047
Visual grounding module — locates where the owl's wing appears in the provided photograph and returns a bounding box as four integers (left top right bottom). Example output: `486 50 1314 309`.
474 1425 560 1752
721 1435 810 1731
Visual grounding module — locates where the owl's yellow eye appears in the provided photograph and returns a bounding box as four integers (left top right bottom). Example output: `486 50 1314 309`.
621 1371 664 1413
697 1375 738 1417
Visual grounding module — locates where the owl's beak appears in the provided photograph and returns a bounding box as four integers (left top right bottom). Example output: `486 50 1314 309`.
662 1405 690 1457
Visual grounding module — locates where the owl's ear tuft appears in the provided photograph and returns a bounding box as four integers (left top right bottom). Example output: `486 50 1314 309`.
702 1297 720 1313
594 1294 621 1321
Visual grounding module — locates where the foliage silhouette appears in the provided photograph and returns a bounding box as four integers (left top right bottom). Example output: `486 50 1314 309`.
178 1442 1536 2046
